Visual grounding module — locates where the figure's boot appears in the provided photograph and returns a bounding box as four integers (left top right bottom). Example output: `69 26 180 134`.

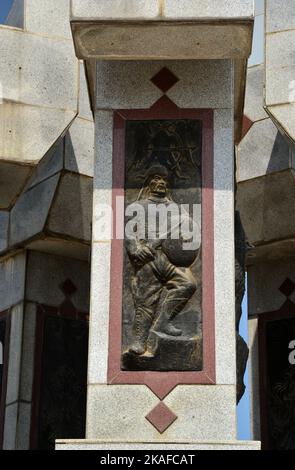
156 279 196 336
128 309 152 355
161 314 182 337
156 301 183 337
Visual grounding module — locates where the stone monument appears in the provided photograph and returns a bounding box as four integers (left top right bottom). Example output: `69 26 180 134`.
56 0 260 451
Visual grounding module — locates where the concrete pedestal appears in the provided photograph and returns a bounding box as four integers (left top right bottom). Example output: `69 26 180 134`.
56 440 260 451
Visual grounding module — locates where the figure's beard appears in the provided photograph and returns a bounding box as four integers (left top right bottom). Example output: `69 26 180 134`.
136 186 173 202
149 183 167 197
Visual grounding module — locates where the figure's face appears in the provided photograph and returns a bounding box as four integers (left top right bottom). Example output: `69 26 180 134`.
149 174 168 196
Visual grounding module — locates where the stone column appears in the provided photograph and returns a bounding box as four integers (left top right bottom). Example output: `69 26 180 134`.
0 252 26 449
57 0 260 450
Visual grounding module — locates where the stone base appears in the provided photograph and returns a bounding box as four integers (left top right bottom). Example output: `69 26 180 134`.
56 440 261 451
122 332 202 371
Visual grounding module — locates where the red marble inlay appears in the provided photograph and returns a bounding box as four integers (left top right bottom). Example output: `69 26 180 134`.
151 67 179 93
279 278 295 298
145 402 177 434
240 115 253 141
107 96 216 399
60 279 77 297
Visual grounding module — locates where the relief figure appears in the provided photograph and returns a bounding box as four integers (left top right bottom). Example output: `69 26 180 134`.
125 165 199 358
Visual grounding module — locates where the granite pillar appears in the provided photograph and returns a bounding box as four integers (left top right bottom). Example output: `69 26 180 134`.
57 0 259 451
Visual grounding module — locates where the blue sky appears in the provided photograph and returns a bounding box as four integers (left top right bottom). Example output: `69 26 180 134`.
237 286 251 439
0 0 13 23
0 0 264 441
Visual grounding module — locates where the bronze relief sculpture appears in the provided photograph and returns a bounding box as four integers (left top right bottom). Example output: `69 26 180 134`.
121 120 203 371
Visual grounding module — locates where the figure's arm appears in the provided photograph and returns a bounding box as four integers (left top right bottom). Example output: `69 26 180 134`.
125 202 154 266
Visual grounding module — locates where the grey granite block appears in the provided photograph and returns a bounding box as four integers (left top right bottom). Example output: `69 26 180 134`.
71 0 160 20
266 30 295 106
238 119 290 182
164 0 254 19
78 61 93 121
266 0 295 33
19 302 36 402
86 384 161 440
0 162 32 210
164 385 236 441
214 109 236 385
25 139 64 190
3 403 18 450
0 102 76 164
0 211 9 252
26 251 90 312
0 28 77 110
47 172 92 242
16 402 31 450
88 242 111 384
244 65 268 122
26 0 72 38
0 252 26 311
10 173 60 246
65 118 94 177
6 303 24 405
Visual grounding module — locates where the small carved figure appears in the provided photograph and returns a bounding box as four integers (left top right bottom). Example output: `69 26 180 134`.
125 165 199 356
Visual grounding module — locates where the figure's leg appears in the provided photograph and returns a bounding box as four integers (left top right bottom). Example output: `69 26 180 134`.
153 254 197 336
129 263 162 355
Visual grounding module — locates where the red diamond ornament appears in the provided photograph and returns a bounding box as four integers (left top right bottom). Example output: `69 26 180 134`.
151 67 179 93
60 278 77 297
145 402 177 433
279 278 295 298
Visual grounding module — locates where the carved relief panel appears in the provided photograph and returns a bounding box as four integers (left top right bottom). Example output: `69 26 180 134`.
121 119 203 371
107 100 215 394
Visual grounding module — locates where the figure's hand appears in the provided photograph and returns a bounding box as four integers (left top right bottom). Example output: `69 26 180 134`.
133 245 155 265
